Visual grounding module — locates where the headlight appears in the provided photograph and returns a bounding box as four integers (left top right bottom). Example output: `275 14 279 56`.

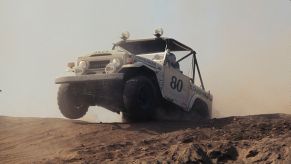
154 28 163 37
105 63 116 74
121 31 130 41
78 60 87 69
105 58 122 74
112 58 121 67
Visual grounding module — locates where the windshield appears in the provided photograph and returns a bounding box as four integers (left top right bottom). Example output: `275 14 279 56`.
138 53 165 60
135 52 166 65
114 38 193 55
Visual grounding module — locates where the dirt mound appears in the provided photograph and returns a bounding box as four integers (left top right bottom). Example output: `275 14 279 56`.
0 114 290 163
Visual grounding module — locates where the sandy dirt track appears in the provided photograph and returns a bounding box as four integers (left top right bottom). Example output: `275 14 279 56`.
0 114 290 163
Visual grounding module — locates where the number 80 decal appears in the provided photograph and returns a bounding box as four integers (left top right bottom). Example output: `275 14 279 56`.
170 76 183 92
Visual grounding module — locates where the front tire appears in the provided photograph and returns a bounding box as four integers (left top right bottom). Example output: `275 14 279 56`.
123 76 157 121
57 84 89 119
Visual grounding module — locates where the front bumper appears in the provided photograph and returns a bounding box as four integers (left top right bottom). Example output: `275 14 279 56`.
55 73 124 84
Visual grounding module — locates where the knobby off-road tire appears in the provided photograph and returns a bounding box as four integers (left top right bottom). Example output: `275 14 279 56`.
57 84 89 119
123 76 157 121
191 99 210 119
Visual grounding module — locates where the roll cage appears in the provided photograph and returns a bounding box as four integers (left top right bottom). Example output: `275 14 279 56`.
114 37 206 90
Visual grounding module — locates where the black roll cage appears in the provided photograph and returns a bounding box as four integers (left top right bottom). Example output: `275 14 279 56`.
176 51 205 90
114 37 205 90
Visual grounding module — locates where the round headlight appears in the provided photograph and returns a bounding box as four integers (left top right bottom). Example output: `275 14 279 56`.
154 28 163 38
121 31 130 40
105 63 116 74
112 58 121 67
78 61 87 69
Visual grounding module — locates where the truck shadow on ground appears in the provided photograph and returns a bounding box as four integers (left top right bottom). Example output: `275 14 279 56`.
72 117 236 134
72 113 288 134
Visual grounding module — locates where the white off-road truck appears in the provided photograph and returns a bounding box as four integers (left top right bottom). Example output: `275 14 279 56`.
55 29 213 120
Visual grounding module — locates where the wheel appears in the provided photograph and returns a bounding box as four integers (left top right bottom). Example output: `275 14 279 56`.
57 84 89 119
123 76 157 121
191 99 210 119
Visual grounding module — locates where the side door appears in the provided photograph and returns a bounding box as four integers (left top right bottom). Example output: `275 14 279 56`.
161 65 190 110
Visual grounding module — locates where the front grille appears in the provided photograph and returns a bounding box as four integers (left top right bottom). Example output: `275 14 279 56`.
88 60 110 69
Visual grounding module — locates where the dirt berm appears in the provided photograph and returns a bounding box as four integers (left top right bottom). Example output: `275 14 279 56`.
0 114 290 163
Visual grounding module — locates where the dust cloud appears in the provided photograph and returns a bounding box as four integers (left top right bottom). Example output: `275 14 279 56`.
206 29 291 117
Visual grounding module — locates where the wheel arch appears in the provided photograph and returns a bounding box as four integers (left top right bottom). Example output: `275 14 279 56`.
189 95 212 118
120 65 159 87
193 98 211 118
119 65 163 102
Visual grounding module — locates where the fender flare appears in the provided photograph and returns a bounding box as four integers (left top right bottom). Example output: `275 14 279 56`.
119 62 159 83
121 62 157 72
187 94 210 112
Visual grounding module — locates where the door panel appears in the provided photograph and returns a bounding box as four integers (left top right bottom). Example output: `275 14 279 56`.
162 65 190 110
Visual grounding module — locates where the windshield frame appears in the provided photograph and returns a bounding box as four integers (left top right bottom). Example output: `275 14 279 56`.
113 37 193 55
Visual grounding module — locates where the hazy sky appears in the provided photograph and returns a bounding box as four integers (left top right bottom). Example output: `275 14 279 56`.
0 0 290 121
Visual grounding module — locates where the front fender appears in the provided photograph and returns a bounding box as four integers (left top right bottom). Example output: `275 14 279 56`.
122 62 144 68
187 88 213 113
121 62 160 72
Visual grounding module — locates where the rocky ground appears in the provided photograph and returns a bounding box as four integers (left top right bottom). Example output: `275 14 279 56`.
0 113 290 163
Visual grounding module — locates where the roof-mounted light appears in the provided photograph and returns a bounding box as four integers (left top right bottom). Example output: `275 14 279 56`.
121 31 130 41
154 28 163 38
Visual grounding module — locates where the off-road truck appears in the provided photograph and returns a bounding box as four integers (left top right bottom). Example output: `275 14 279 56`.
55 29 213 120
